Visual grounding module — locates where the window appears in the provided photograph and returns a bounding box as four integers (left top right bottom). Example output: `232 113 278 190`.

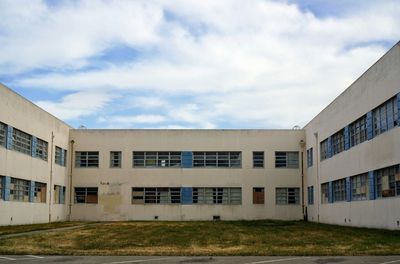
74 187 98 204
10 178 30 202
54 185 66 204
351 173 368 201
307 148 313 167
376 165 400 198
55 147 67 166
320 139 329 161
0 122 6 148
0 176 4 200
110 151 122 168
133 152 182 168
253 187 264 204
193 152 242 168
36 138 48 161
331 130 344 156
12 128 32 155
333 179 346 202
321 183 329 204
75 152 99 168
275 152 299 168
33 182 46 203
253 152 264 168
373 96 398 136
193 187 241 204
307 186 314 205
350 115 367 147
275 188 300 205
132 187 181 204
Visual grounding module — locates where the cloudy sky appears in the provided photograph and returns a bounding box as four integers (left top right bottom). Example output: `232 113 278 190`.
1 0 399 129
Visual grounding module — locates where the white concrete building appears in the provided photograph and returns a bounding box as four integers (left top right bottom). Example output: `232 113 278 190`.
0 42 399 229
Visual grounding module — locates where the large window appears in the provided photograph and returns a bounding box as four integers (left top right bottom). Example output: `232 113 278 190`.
55 146 67 166
193 187 242 205
10 178 30 202
275 188 299 205
133 152 181 168
376 165 400 198
320 139 329 161
307 148 313 167
333 179 346 202
75 187 98 204
253 152 264 168
351 173 368 201
12 128 32 155
110 151 122 168
275 152 299 168
75 152 99 168
0 122 6 148
373 96 398 136
193 152 241 168
331 130 344 156
54 185 66 204
33 182 46 203
132 187 181 204
253 187 265 204
350 115 367 147
321 183 329 204
307 186 314 205
36 138 48 161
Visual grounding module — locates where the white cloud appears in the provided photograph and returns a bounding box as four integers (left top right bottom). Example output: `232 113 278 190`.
2 0 400 128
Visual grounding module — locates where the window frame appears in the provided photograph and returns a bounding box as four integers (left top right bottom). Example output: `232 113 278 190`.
110 151 122 168
75 151 99 168
275 152 299 169
351 173 368 201
74 187 98 204
252 151 264 168
275 187 300 205
192 152 242 168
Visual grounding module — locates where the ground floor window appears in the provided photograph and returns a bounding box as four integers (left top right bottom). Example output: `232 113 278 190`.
253 187 265 204
10 178 30 202
333 179 346 202
54 185 66 204
351 173 368 201
321 183 329 204
376 165 400 198
34 182 46 203
75 187 98 204
193 187 241 205
275 188 299 205
307 186 314 205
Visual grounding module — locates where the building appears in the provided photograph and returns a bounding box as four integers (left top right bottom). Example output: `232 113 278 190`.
0 42 399 229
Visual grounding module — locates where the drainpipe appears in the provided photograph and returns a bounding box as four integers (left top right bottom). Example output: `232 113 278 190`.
48 131 55 223
68 139 74 221
314 132 320 223
299 140 306 220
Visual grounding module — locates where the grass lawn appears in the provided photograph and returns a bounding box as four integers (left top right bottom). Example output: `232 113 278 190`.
0 220 399 256
0 221 86 236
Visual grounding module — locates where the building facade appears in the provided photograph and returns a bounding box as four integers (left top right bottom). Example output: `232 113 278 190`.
0 42 399 229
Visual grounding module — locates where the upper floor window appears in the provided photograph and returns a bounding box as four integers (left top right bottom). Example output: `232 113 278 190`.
110 151 122 168
376 165 400 198
332 178 346 202
331 130 344 156
193 152 241 168
350 115 367 147
10 178 30 202
75 151 99 168
132 187 181 204
275 152 299 168
373 96 398 136
75 187 98 204
307 148 313 167
351 173 368 201
320 139 328 161
12 128 31 155
36 138 48 161
193 187 242 205
253 152 264 168
321 183 329 204
133 151 181 168
275 187 299 205
0 122 6 148
55 147 67 166
307 186 314 205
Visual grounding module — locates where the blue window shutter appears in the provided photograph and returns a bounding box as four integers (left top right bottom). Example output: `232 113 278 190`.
6 126 13 150
4 176 11 201
31 136 37 157
397 93 400 126
328 181 333 203
181 187 192 204
344 126 350 150
346 177 351 202
327 136 332 158
181 151 193 168
368 171 376 200
366 111 373 140
29 181 35 202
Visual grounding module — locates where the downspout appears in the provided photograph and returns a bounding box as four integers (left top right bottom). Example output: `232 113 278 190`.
299 140 306 220
314 132 320 223
68 139 74 221
48 131 55 223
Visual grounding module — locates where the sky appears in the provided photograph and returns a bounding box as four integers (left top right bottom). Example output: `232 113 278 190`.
0 0 399 129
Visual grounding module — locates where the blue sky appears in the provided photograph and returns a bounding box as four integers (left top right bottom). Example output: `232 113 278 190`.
0 0 399 129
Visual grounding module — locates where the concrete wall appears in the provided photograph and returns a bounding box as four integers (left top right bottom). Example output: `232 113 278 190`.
0 84 71 225
304 42 400 229
70 129 305 221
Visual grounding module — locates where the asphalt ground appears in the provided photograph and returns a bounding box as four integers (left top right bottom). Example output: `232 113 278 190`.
0 255 400 264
